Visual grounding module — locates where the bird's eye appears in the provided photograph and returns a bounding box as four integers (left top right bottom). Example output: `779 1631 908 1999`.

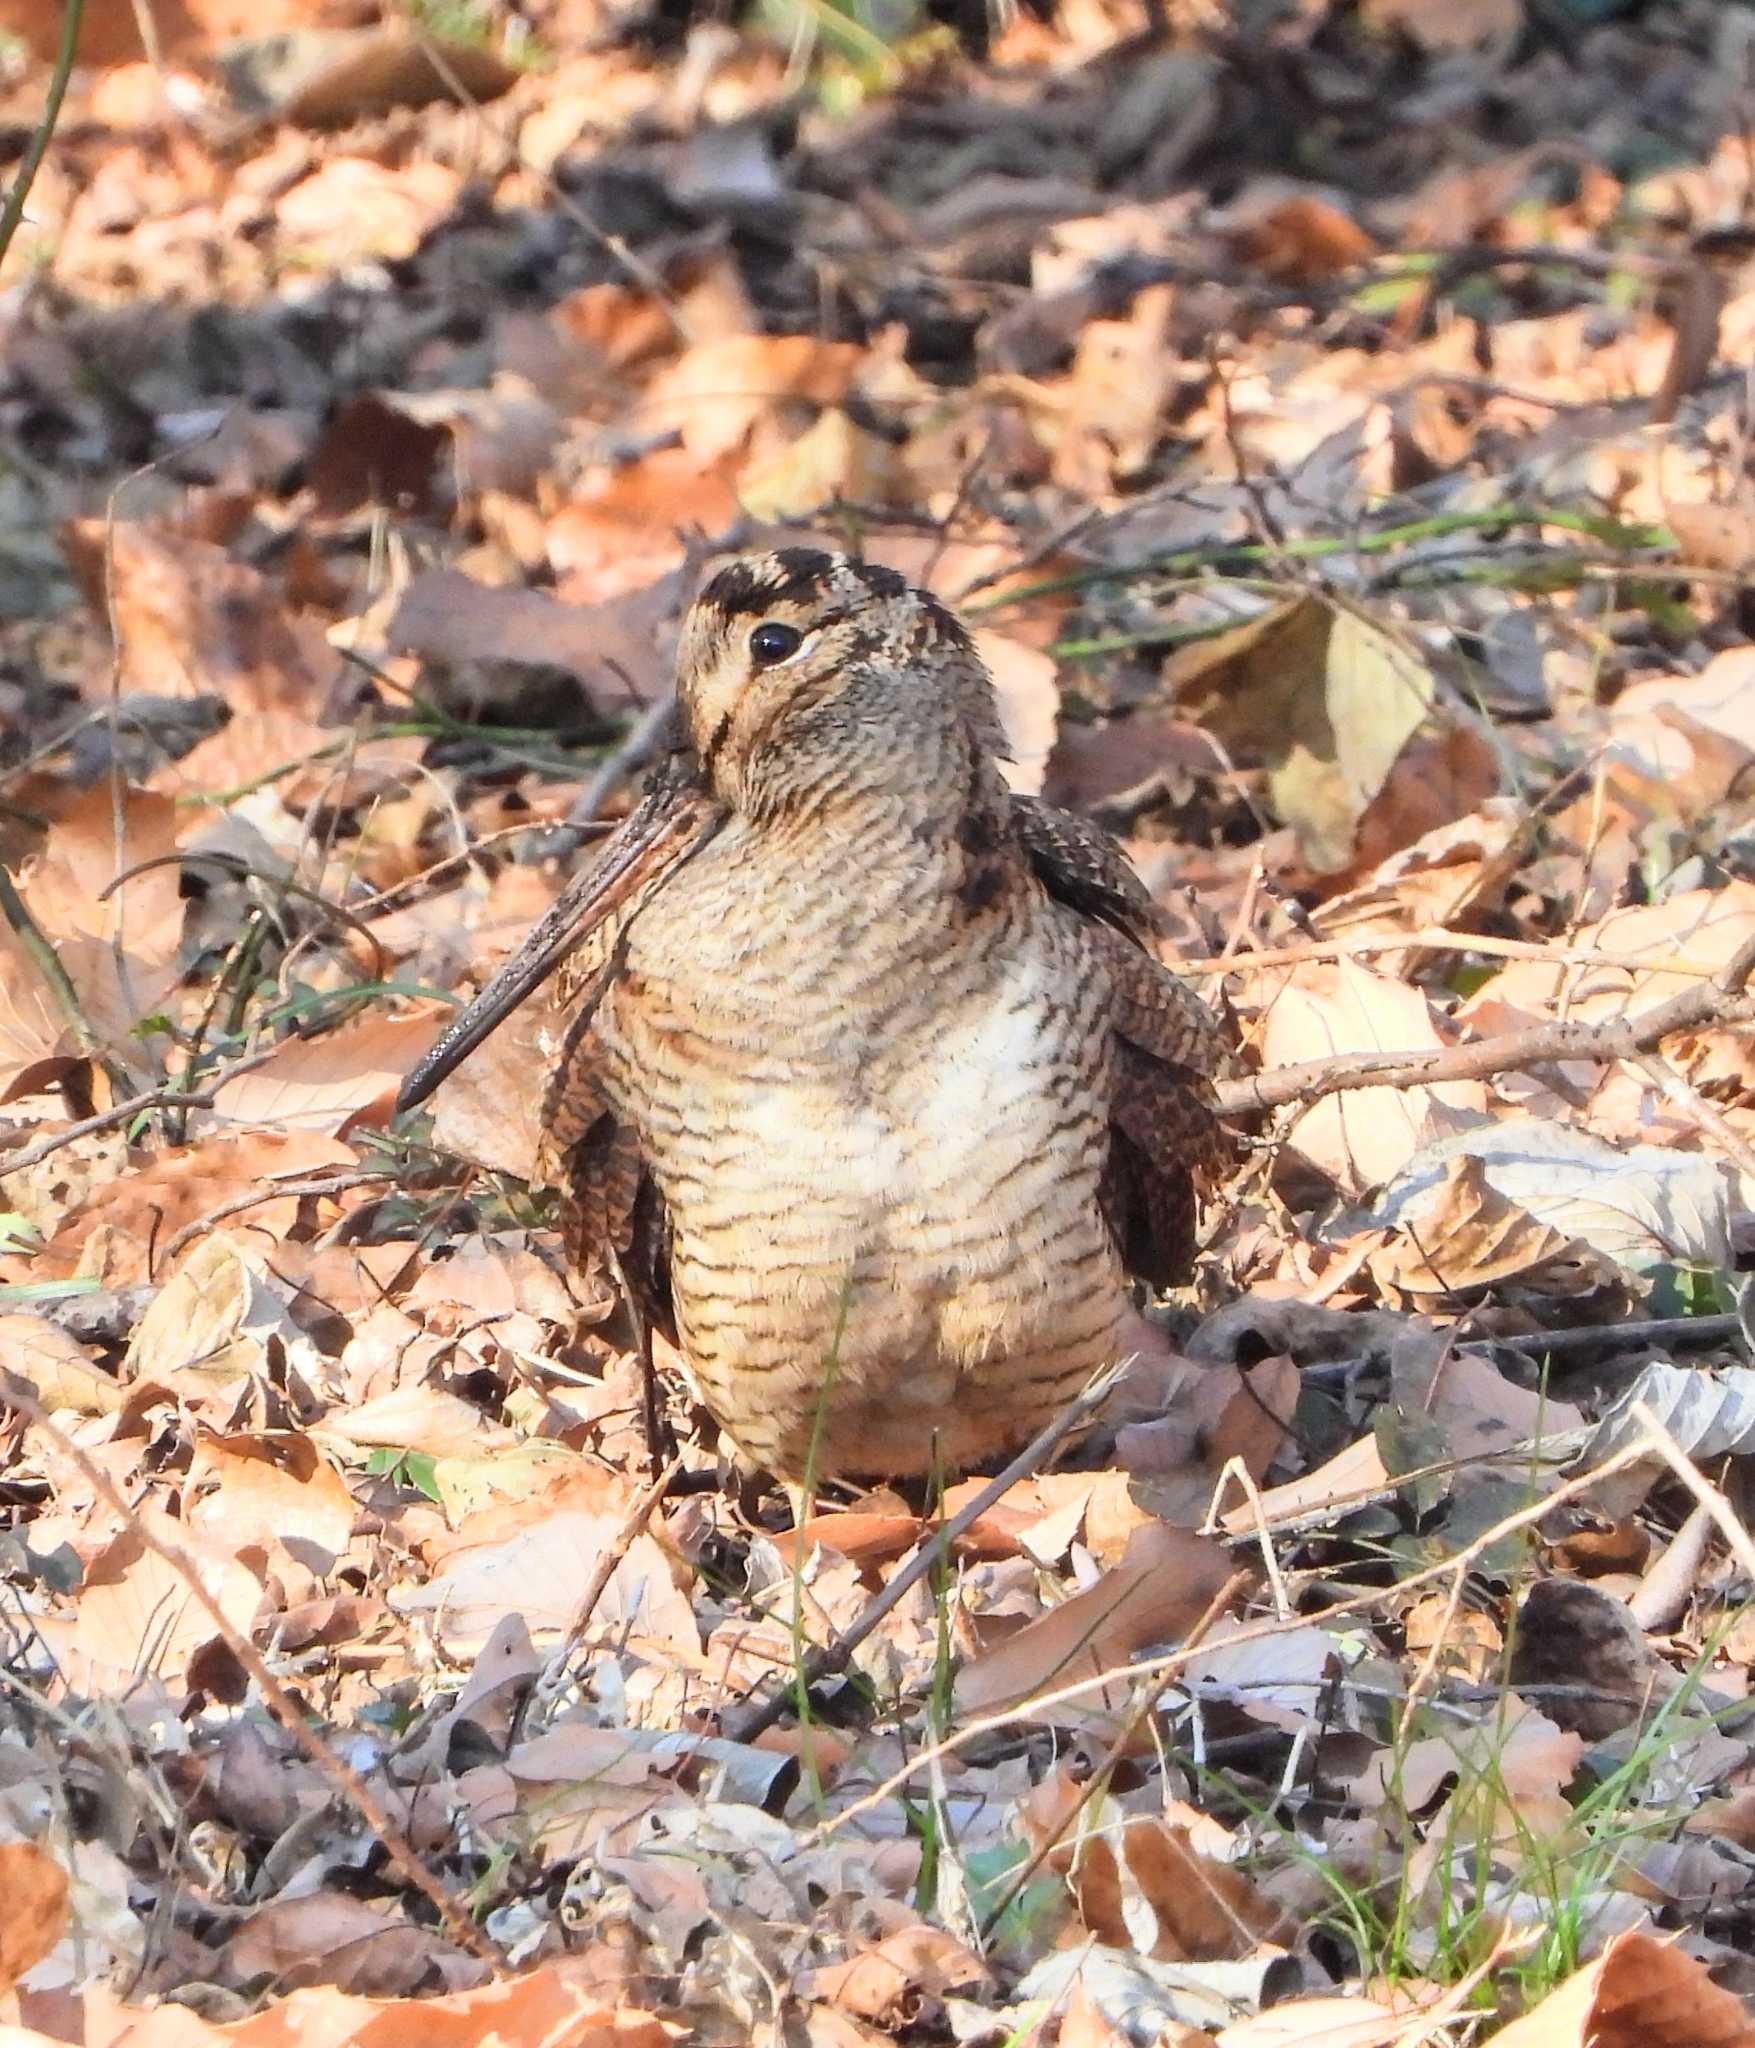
749 622 803 667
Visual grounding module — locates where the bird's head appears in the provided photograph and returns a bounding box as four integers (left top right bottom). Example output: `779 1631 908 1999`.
396 549 1004 1114
672 547 1008 819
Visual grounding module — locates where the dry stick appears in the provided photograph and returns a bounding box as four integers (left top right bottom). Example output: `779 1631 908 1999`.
1483 1312 1746 1361
0 868 97 1062
567 693 678 830
0 1383 501 1969
1631 1050 1755 1184
724 1371 1122 1745
1214 928 1755 1119
806 1434 1659 1848
0 1039 293 1181
0 0 83 271
1168 929 1730 981
1627 1398 1755 1588
2 1091 217 1180
157 1168 397 1266
98 852 391 988
556 1455 685 1665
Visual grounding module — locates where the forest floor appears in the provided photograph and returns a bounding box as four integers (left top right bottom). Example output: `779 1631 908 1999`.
4 0 1755 2041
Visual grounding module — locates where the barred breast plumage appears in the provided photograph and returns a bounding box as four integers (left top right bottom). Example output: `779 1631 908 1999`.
399 548 1227 1487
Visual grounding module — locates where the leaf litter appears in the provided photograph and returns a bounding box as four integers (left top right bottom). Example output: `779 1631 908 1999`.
5 0 1755 2039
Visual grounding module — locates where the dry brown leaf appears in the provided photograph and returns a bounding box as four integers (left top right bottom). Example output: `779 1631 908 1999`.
186 1433 358 1574
387 569 664 708
125 1233 317 1394
1227 192 1378 282
20 785 187 1064
1253 959 1486 1195
1216 1992 1445 2047
27 1132 358 1287
326 1384 515 1460
0 1840 69 1995
428 982 566 1185
1366 1151 1591 1305
802 1924 990 2022
71 1959 684 2048
1666 500 1755 574
275 156 461 264
1342 1695 1583 1815
0 1313 121 1415
0 919 77 1103
63 522 342 716
1491 1927 1755 2047
641 334 862 464
955 1521 1236 1718
222 1893 488 1998
1068 1814 1294 1961
546 449 743 604
1163 595 1478 874
1221 1432 1391 1539
738 408 904 522
72 1511 265 1693
400 1499 698 1659
208 1010 443 1135
1052 283 1179 492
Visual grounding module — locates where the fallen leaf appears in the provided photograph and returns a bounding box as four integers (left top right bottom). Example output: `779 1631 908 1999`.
208 1011 444 1135
187 1432 358 1575
1368 1121 1733 1278
1164 593 1480 873
955 1521 1236 1718
63 522 342 716
1066 1812 1294 1961
26 1132 357 1288
73 1512 264 1693
222 1892 488 1998
1254 959 1487 1195
275 156 461 264
1492 1927 1755 2047
71 1959 684 2048
0 1840 69 1994
0 919 77 1103
125 1233 320 1394
20 785 187 1066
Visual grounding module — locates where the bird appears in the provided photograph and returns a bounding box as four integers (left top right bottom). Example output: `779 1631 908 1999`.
398 548 1228 1487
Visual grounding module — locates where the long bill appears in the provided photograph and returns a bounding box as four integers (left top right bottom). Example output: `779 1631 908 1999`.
396 781 726 1114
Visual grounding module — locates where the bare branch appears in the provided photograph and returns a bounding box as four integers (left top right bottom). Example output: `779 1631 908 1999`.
1215 929 1755 1119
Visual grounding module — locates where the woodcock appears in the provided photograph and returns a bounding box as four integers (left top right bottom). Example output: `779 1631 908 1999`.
399 550 1227 1484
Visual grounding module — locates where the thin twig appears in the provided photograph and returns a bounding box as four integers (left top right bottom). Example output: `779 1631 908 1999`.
0 0 84 274
0 1381 500 1968
1169 930 1729 981
1630 1051 1755 1184
567 694 678 829
557 1455 684 1665
157 1169 397 1267
1627 1399 1755 1587
1216 929 1755 1118
724 1369 1122 1743
0 867 95 1059
1485 1313 1746 1362
2 1090 214 1178
98 852 390 987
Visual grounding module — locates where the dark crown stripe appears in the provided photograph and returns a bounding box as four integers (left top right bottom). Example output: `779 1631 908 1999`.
704 548 837 617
